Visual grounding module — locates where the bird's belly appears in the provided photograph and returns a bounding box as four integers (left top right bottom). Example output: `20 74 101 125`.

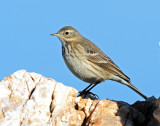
63 52 103 84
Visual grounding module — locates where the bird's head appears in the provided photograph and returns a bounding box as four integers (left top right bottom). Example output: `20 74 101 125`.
51 26 82 43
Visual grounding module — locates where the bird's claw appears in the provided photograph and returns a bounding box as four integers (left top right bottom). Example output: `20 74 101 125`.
78 91 99 99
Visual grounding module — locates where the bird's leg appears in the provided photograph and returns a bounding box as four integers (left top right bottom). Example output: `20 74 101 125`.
78 83 93 96
82 83 94 92
84 83 100 98
78 82 100 98
86 83 99 93
85 83 100 98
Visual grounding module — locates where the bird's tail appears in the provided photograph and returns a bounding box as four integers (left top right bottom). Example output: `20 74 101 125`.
127 82 148 100
111 75 148 100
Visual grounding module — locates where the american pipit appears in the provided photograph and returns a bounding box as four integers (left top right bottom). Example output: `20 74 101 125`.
51 26 148 100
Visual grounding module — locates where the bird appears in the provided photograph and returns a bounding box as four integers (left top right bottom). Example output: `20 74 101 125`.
50 26 148 100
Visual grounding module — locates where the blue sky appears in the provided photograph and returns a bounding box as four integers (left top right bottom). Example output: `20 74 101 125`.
0 0 160 103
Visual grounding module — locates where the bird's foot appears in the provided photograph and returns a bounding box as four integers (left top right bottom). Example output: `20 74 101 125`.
78 91 99 99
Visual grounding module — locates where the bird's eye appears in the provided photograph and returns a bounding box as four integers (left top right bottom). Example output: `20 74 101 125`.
65 32 69 35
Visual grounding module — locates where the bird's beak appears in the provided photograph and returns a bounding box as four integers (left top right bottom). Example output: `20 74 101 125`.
50 33 61 37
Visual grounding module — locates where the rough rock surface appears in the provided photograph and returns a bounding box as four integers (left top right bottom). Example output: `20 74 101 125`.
0 70 159 126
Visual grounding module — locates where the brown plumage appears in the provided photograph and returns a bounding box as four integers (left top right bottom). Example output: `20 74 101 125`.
51 26 148 100
77 39 130 82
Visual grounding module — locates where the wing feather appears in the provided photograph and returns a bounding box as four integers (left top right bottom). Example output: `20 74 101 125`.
77 38 130 82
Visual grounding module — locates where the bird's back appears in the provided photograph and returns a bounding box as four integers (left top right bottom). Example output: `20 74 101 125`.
76 37 130 82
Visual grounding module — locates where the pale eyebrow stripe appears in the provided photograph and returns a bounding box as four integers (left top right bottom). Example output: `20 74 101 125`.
66 30 74 33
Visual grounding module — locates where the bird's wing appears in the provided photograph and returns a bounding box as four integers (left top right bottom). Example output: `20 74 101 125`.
78 40 130 82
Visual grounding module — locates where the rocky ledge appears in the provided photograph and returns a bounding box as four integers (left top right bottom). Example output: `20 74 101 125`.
0 70 159 126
